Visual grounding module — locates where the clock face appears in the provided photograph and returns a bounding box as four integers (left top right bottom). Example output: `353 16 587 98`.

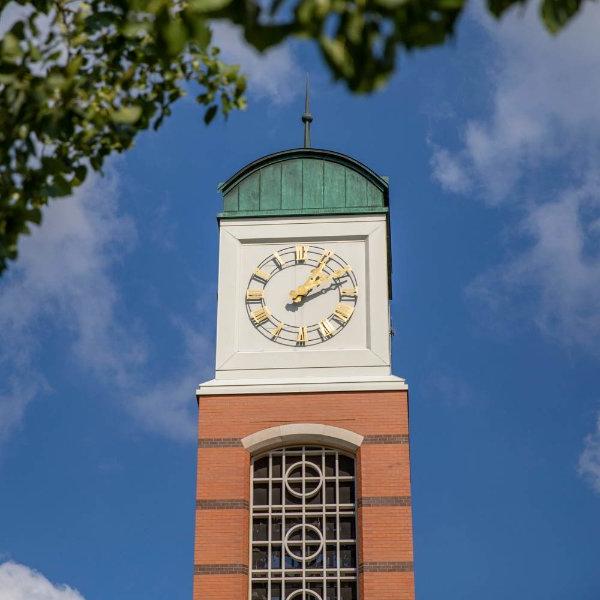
245 244 359 347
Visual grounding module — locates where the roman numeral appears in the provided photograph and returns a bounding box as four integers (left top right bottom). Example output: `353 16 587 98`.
319 318 335 338
295 244 307 261
333 303 354 323
253 268 271 281
250 307 271 325
296 326 308 344
341 286 358 297
246 289 264 301
272 251 283 267
332 266 352 279
271 323 284 338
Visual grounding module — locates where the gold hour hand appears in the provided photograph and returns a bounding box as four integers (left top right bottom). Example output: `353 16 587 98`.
289 282 311 303
289 279 318 303
289 266 330 303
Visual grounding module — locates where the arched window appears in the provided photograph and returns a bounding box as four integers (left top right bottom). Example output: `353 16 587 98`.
250 446 358 600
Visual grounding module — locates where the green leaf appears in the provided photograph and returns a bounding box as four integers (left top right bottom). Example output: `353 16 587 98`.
48 175 72 197
74 165 88 182
110 105 143 124
188 0 231 11
2 0 584 280
540 0 582 32
487 0 526 18
27 207 42 225
204 104 218 124
2 33 21 57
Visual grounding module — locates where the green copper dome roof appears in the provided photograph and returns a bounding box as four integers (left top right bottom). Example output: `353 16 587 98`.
218 148 388 219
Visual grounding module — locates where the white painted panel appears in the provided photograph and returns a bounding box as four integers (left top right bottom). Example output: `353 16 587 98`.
211 214 392 382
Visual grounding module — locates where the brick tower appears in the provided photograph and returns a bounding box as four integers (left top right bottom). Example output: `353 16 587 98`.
193 142 415 600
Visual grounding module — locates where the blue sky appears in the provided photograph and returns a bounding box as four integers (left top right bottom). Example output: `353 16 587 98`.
1 4 600 599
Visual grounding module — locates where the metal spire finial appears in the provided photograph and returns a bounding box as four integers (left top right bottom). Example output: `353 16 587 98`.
301 75 313 148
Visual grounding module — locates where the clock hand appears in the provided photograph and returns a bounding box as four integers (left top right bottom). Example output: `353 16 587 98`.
290 264 349 303
311 266 352 286
289 264 329 303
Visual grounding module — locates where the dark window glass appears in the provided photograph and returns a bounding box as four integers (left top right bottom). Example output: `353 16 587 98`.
325 517 337 539
285 489 302 505
326 545 337 568
271 482 282 505
339 517 355 540
307 489 322 504
251 582 267 600
253 484 268 505
308 582 324 596
306 551 323 569
306 526 320 542
253 518 268 541
252 547 268 569
289 481 303 495
338 455 354 477
272 517 282 540
338 481 355 504
326 482 336 504
339 544 356 568
271 546 282 569
254 456 269 478
306 455 321 467
271 582 282 600
325 454 336 476
286 581 302 594
340 582 357 600
285 554 302 569
271 456 282 477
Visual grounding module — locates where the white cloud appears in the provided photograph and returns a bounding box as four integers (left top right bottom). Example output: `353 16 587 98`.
433 5 600 203
429 4 600 356
0 562 85 600
211 21 302 105
0 170 203 450
428 6 600 493
578 413 600 495
0 171 134 446
430 146 471 194
424 369 477 408
467 174 600 353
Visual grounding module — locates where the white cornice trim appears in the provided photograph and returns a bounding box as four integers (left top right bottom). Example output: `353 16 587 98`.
241 423 364 454
196 375 408 396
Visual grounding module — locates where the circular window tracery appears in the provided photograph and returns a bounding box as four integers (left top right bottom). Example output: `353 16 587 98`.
251 446 358 600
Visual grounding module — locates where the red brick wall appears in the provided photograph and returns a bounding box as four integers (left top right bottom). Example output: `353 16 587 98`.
193 390 415 600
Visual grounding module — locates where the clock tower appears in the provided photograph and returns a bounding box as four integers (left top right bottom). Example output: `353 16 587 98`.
193 111 415 600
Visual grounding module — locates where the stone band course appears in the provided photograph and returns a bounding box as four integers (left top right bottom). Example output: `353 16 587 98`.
363 434 409 444
196 499 249 510
198 438 241 448
358 496 411 507
194 564 248 575
359 562 414 573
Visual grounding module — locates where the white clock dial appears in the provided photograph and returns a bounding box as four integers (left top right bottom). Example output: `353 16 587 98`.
245 244 359 347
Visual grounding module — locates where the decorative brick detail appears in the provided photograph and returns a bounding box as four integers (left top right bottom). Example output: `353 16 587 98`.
198 437 241 448
359 562 414 573
194 564 248 575
196 499 249 510
358 496 411 508
363 434 409 444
